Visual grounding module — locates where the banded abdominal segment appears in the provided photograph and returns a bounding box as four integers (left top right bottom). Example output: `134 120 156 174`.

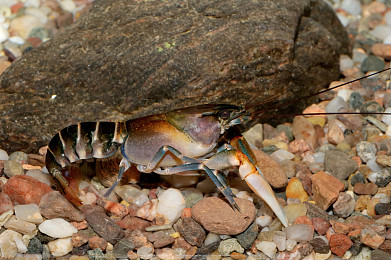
45 121 127 174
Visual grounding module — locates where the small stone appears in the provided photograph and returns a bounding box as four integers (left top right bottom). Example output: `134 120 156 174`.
14 204 43 224
39 191 85 222
116 216 150 231
284 203 307 224
191 197 255 235
0 149 9 160
256 241 277 258
113 238 135 259
312 217 330 236
326 119 345 145
156 188 185 224
3 160 24 177
311 171 345 210
182 188 203 208
0 230 24 259
87 248 105 259
356 141 377 163
136 199 157 221
47 237 73 257
329 233 353 257
309 237 329 254
367 198 380 217
353 182 378 195
27 237 42 254
285 224 314 242
137 245 154 259
97 199 128 218
153 235 174 248
88 236 107 251
375 203 391 215
273 231 286 251
0 192 14 214
235 221 258 249
361 229 385 249
371 249 391 260
177 217 206 247
324 150 358 180
341 0 362 15
115 185 149 207
243 124 263 148
350 173 365 186
71 233 89 247
144 224 171 232
80 205 124 244
333 192 355 218
3 175 52 205
4 217 37 235
292 116 317 149
286 177 309 202
39 218 77 238
25 169 53 187
218 238 244 256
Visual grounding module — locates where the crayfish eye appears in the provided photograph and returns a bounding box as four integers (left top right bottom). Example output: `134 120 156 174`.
218 110 232 119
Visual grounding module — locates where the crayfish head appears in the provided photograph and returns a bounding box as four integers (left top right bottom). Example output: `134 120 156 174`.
216 106 251 134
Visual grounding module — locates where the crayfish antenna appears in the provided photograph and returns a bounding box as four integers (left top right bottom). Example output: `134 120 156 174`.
103 158 130 198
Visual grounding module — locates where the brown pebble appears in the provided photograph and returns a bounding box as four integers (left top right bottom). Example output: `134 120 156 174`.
230 251 247 260
312 217 330 236
177 217 206 247
116 216 150 231
191 197 255 235
329 233 353 257
311 171 345 210
153 235 175 248
127 250 138 260
361 229 385 249
88 236 107 251
372 43 391 60
353 183 378 195
72 233 89 247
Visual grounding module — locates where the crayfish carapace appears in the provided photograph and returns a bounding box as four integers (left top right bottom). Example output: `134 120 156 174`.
45 104 289 227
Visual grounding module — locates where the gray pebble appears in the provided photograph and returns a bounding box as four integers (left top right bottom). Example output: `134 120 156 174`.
360 55 385 73
324 150 358 180
3 160 24 177
356 141 377 163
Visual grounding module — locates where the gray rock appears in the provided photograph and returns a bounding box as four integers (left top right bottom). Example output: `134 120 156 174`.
0 0 349 153
113 238 135 259
333 192 355 218
356 141 377 163
324 150 358 180
361 55 385 73
3 160 24 178
371 249 391 260
236 221 258 249
218 238 244 256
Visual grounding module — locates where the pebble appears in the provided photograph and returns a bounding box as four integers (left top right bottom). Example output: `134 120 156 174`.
4 216 37 235
255 241 277 258
333 192 355 218
47 237 73 257
311 171 345 210
38 218 77 238
0 192 14 214
115 185 149 207
284 203 307 224
0 149 9 160
285 224 314 242
0 230 25 258
353 182 378 195
25 169 53 187
14 204 43 224
176 217 206 247
191 197 255 235
3 160 24 177
285 177 309 202
156 188 185 224
39 191 85 222
235 221 258 249
273 231 286 251
3 175 52 205
341 0 362 15
324 150 358 180
356 141 377 163
329 233 353 257
218 238 244 256
361 229 385 249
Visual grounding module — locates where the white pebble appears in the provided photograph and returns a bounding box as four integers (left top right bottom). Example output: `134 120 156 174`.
374 193 391 203
270 149 295 163
366 158 383 173
156 188 185 224
8 36 24 45
24 0 40 8
25 7 48 25
256 215 273 227
14 204 43 224
204 233 220 246
285 224 314 242
336 13 349 27
384 35 391 45
273 231 286 251
352 49 368 63
26 169 53 186
382 107 391 126
325 96 347 114
14 237 27 253
59 0 77 13
339 55 354 71
0 149 9 160
0 26 9 43
0 230 23 259
115 185 149 207
385 10 391 26
243 124 263 148
313 152 325 163
337 88 353 102
256 241 277 259
340 0 362 15
285 239 297 251
38 218 77 238
370 25 391 41
47 238 72 257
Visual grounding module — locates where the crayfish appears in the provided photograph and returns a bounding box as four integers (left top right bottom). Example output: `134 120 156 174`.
45 68 391 229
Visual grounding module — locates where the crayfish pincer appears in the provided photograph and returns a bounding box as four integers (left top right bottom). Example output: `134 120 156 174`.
45 104 288 227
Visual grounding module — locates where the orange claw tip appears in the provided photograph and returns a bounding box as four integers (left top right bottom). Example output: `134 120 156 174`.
64 186 82 207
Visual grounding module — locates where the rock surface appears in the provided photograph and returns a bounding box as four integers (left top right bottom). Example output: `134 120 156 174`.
191 197 256 235
0 0 349 152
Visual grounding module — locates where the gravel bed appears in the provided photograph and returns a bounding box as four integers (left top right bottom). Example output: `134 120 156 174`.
1 0 391 259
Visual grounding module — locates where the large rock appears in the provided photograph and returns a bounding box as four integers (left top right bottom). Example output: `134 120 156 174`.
0 0 349 152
